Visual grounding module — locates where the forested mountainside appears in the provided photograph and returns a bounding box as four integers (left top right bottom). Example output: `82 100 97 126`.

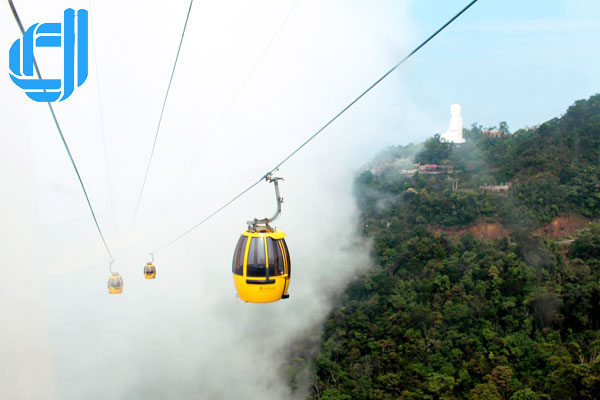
299 95 600 399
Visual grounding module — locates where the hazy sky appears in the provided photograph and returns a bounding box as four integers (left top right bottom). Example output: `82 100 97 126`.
1 0 599 398
406 0 600 130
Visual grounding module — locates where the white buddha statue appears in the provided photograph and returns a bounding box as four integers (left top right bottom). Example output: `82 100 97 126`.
442 104 465 143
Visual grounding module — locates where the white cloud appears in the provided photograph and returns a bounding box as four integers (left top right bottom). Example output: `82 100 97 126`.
1 1 415 398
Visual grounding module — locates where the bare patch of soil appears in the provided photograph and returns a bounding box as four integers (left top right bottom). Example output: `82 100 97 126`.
429 214 592 241
533 214 590 239
429 222 510 240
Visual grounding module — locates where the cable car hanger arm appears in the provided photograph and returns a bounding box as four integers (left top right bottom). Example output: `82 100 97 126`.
247 174 284 230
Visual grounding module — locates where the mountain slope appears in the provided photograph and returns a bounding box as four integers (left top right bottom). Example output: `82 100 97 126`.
305 95 600 399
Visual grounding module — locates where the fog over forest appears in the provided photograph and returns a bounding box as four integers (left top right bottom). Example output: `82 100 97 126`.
2 0 599 398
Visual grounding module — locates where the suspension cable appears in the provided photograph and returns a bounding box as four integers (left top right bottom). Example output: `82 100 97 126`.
88 0 117 230
130 0 195 229
152 177 264 253
150 0 480 254
8 0 115 261
166 0 301 202
266 0 479 175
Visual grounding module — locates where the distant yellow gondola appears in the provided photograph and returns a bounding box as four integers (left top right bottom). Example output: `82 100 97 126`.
108 273 123 294
144 262 156 279
232 175 291 303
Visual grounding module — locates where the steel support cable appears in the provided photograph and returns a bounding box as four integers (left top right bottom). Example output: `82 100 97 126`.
88 0 117 230
130 0 195 229
267 0 479 176
8 0 115 261
166 0 301 203
152 177 263 253
151 0 480 254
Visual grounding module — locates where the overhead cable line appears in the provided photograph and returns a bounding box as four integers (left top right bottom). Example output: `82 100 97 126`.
152 177 264 253
130 0 195 229
166 0 301 201
88 0 117 230
7 0 115 261
151 0 480 254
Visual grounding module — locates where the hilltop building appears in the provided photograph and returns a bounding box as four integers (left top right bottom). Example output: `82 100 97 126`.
482 129 502 137
479 183 511 193
418 164 453 174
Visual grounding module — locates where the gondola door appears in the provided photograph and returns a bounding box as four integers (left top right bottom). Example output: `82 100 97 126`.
277 239 291 299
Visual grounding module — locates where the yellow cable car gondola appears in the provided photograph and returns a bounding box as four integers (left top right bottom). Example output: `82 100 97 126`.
232 175 291 303
144 254 156 279
107 261 123 294
108 273 123 294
